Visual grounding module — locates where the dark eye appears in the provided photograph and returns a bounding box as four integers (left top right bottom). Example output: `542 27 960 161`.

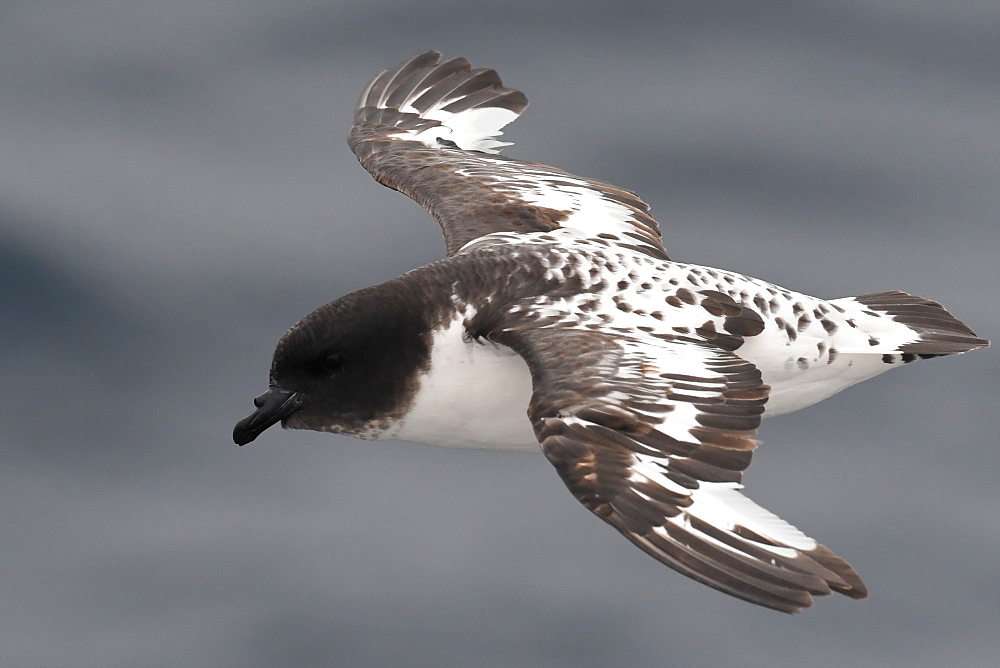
318 352 344 374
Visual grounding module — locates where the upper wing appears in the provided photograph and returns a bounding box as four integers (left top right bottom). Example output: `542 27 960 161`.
348 51 667 259
492 326 867 613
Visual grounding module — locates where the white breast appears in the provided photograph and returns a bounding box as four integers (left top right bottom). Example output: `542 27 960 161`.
390 318 539 451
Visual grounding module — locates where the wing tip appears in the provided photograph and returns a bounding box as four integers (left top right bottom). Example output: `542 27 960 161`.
806 544 869 600
351 50 529 154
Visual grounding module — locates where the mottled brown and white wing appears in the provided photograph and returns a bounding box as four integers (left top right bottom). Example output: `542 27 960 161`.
492 326 867 613
348 51 666 259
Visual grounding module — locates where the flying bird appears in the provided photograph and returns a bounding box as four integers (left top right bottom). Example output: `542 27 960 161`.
234 51 988 613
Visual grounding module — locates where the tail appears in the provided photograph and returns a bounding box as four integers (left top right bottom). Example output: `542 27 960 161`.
351 50 528 156
847 290 988 360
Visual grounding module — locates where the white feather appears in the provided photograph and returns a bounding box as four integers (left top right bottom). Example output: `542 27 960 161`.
684 481 818 551
391 317 537 451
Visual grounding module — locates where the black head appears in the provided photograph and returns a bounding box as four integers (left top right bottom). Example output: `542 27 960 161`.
233 284 434 445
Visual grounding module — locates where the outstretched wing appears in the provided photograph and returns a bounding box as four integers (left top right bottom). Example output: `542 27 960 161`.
492 326 868 613
348 51 667 259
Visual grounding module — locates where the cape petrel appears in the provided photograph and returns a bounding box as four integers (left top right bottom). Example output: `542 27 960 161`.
234 51 988 612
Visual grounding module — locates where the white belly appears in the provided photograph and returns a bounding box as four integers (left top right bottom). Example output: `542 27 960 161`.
391 319 539 451
390 297 903 448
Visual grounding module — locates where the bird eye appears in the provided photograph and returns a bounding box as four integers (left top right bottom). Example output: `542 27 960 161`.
319 352 344 373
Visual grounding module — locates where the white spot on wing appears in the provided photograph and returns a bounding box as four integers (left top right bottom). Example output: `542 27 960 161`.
456 162 654 248
385 107 518 154
686 481 818 551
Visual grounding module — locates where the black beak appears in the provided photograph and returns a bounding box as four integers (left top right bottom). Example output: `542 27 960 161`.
233 387 303 446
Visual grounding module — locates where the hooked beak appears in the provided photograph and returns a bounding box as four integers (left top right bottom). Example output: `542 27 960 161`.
233 387 303 446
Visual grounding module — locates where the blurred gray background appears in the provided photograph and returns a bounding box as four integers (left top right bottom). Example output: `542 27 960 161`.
2 2 998 666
